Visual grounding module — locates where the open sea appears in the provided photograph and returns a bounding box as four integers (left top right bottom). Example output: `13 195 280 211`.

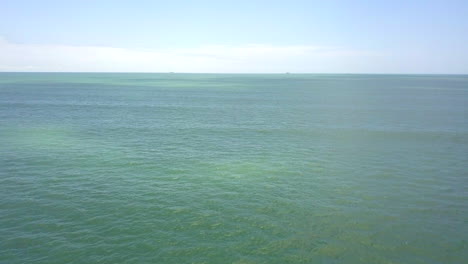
0 73 467 263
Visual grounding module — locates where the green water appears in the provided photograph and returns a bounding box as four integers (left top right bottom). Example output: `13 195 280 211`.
1 73 467 263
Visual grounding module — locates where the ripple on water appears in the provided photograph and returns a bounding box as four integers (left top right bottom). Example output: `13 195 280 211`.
1 73 468 263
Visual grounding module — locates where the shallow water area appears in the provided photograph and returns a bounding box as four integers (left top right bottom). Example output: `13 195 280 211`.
1 73 467 263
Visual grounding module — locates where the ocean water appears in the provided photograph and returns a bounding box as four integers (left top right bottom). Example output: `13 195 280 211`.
0 73 467 263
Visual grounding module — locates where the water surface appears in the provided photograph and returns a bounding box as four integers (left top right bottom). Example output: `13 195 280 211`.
1 73 467 263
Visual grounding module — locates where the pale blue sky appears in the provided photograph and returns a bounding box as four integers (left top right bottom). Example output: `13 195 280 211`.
1 0 467 73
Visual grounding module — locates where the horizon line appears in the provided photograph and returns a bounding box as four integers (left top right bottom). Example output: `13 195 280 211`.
1 71 467 75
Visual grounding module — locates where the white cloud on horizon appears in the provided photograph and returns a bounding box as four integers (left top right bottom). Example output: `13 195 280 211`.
2 36 464 74
0 37 388 73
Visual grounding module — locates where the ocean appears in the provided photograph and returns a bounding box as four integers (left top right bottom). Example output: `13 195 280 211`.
1 73 467 263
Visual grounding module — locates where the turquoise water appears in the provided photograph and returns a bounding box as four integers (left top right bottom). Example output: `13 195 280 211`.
1 73 467 263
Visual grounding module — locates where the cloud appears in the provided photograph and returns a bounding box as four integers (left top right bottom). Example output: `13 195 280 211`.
0 37 381 73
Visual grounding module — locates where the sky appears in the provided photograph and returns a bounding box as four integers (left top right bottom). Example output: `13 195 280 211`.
0 0 467 73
